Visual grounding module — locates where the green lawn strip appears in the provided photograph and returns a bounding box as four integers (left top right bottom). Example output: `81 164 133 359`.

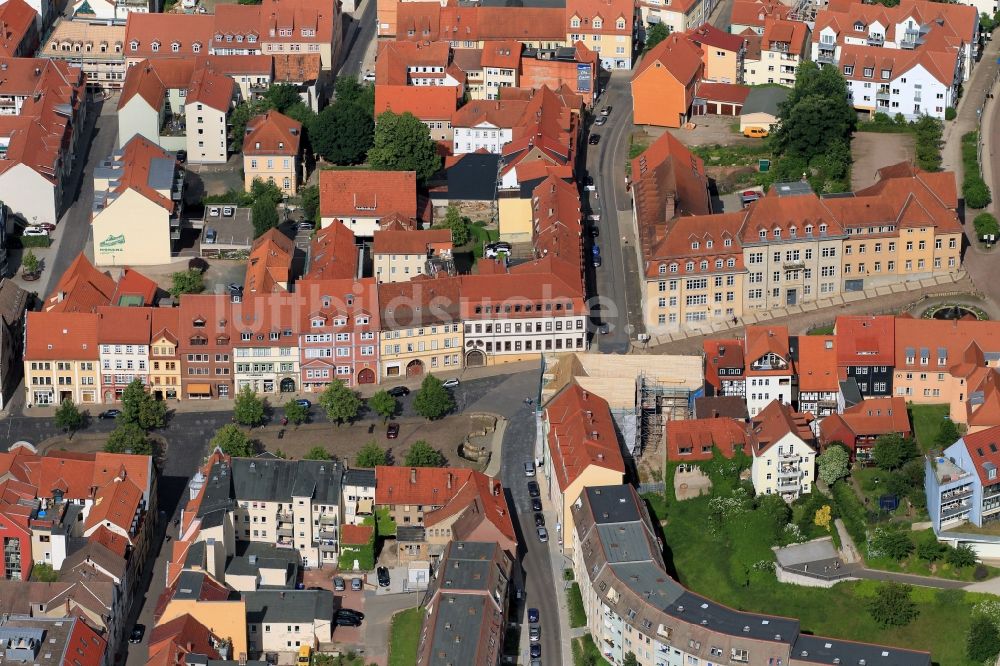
572 635 611 666
690 142 771 168
806 325 835 335
909 404 950 452
567 582 587 628
387 607 424 666
642 491 975 664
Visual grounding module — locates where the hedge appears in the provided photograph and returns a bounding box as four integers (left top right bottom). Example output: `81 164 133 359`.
17 236 50 248
961 132 992 209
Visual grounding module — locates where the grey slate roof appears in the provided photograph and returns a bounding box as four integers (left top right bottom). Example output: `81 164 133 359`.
243 590 334 624
440 153 500 202
425 593 490 665
174 571 211 600
792 634 931 666
195 462 235 518
396 526 426 542
344 468 375 488
586 485 642 524
225 542 301 586
694 396 749 420
740 86 790 118
230 458 343 505
438 542 496 592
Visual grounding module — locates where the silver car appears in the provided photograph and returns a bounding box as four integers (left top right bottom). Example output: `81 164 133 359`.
536 527 548 542
351 577 362 591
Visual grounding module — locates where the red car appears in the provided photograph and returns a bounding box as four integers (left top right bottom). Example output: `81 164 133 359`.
386 422 399 439
32 222 56 232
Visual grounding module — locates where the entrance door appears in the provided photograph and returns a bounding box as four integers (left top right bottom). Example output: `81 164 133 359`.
466 350 486 367
786 289 797 306
406 359 425 377
358 368 376 384
280 378 295 393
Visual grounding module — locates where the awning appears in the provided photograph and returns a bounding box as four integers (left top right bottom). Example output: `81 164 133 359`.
357 499 374 514
187 383 212 394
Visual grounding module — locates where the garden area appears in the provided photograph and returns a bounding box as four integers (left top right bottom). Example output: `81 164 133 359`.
644 445 999 665
571 635 610 666
387 607 424 666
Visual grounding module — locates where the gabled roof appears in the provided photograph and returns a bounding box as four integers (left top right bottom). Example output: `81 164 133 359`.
797 335 839 392
834 315 895 366
243 109 301 157
959 426 1000 487
375 83 458 120
750 400 815 455
105 134 177 212
666 417 753 461
703 338 744 391
85 476 143 533
761 17 809 54
633 32 703 85
112 267 158 306
244 228 295 294
531 174 581 262
744 325 791 374
372 228 452 255
544 382 625 491
821 397 911 447
25 311 99 360
378 276 463 328
187 66 235 112
375 466 474 506
422 471 516 546
304 220 358 280
730 0 792 27
96 306 152 345
45 253 115 313
0 0 38 57
319 170 417 220
686 23 745 52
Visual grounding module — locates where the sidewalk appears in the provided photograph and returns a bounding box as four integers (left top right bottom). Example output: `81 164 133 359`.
941 34 1000 181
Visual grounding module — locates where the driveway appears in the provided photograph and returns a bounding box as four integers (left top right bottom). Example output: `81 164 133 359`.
363 592 421 666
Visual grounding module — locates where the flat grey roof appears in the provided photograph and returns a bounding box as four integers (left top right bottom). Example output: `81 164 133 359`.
427 594 489 665
586 486 642 524
741 86 790 117
596 523 655 564
791 634 932 666
344 468 376 487
774 539 838 568
772 181 814 197
243 590 334 624
230 458 343 506
148 157 176 191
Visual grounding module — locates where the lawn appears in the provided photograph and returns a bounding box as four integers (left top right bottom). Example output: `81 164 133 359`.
567 582 587 628
388 607 424 666
909 404 951 452
571 635 610 666
642 471 980 665
807 324 835 335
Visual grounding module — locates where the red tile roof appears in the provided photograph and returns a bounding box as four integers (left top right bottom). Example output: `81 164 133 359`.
633 32 704 86
834 315 895 367
375 466 474 505
893 319 1000 371
319 170 417 220
96 306 153 345
687 23 746 52
761 17 809 54
730 0 792 28
305 220 359 280
395 2 441 41
65 616 107 666
244 109 302 157
375 84 458 120
147 614 221 666
820 397 911 449
186 66 235 112
110 135 177 212
85 476 143 533
378 275 463 328
703 338 744 392
25 311 99 360
422 472 516 546
744 325 791 376
666 417 753 461
372 228 452 255
959 426 1000 487
797 335 839 393
750 401 815 454
0 0 37 57
695 82 750 105
112 267 158 306
531 175 581 263
272 53 322 83
123 14 214 61
375 40 452 85
244 228 295 294
46 253 116 313
544 382 625 491
340 524 374 544
88 525 130 558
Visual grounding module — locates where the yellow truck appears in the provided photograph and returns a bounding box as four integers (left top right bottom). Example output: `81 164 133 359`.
297 645 311 666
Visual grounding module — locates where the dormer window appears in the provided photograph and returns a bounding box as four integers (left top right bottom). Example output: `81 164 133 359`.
151 40 160 52
819 223 828 233
724 238 732 247
571 17 580 27
171 42 180 52
193 318 206 328
334 317 348 326
715 259 723 269
773 228 781 238
358 316 369 325
805 224 813 235
236 35 244 42
311 318 324 328
691 241 699 249
789 226 797 238
215 33 223 41
193 42 202 53
616 18 625 29
706 240 713 248
659 264 667 274
700 260 708 270
593 18 603 28
129 40 138 51
881 69 891 79
248 35 257 43
844 65 854 76
226 35 233 42
685 261 694 271
863 67 874 78
759 230 767 239
669 263 678 273
727 258 736 268
854 21 864 30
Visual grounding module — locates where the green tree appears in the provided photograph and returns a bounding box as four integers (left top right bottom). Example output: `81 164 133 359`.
301 185 320 223
974 213 1000 241
642 23 669 53
334 77 375 110
252 198 280 237
368 390 398 422
916 537 947 562
233 385 266 427
250 178 284 207
304 446 332 460
936 417 961 447
413 374 454 420
817 445 850 485
356 441 388 467
54 399 84 435
404 440 445 467
312 101 374 164
967 615 1000 663
965 176 992 210
264 84 302 113
866 582 918 628
210 423 256 457
229 98 273 151
948 543 978 568
319 381 362 425
442 206 469 246
622 652 639 666
871 529 914 560
104 423 153 456
22 249 39 275
31 563 59 582
283 399 308 426
368 111 442 184
169 269 204 298
872 433 918 471
120 379 166 430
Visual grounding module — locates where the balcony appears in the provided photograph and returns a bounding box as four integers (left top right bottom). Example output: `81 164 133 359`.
777 481 801 493
320 514 338 525
816 50 835 64
276 538 294 549
876 89 890 101
866 34 884 46
160 115 186 137
778 468 800 478
276 526 293 537
780 451 799 461
318 525 337 539
275 511 292 521
941 486 974 502
941 501 972 518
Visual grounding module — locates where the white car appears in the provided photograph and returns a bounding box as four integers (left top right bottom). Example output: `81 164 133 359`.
442 378 460 388
23 227 49 237
362 71 375 82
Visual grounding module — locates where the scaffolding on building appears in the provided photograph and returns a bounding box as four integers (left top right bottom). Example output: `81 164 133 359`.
636 372 693 458
787 0 819 24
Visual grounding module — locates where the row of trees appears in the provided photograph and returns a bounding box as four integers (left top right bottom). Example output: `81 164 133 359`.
56 380 165 459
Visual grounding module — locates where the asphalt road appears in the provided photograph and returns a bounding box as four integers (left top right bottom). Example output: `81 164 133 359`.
585 73 645 353
337 0 377 79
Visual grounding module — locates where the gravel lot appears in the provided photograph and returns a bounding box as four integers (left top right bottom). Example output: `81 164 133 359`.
851 131 915 190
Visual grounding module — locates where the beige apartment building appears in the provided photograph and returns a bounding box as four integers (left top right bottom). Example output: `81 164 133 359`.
42 19 126 91
243 110 302 196
149 309 182 401
24 312 100 406
372 229 453 283
378 278 464 378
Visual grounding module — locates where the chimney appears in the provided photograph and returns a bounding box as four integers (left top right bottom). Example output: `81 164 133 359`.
447 472 453 489
664 193 675 222
410 468 417 483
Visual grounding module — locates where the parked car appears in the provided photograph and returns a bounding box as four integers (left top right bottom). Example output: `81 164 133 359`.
30 222 56 232
351 577 363 591
129 625 145 644
334 615 361 627
363 71 375 82
531 497 542 512
527 481 540 498
387 386 410 397
594 115 607 126
176 150 187 163
536 526 548 542
588 134 600 145
529 625 541 642
333 576 345 591
524 461 535 477
98 409 121 420
534 512 545 527
485 241 512 252
336 609 365 621
527 608 539 623
592 255 602 268
743 126 768 138
204 228 217 244
227 282 242 292
598 323 610 335
600 106 612 116
22 227 48 237
442 378 460 388
591 244 601 256
386 422 400 439
296 221 315 231
588 225 599 238
530 643 542 659
377 566 391 587
740 190 762 207
294 399 311 409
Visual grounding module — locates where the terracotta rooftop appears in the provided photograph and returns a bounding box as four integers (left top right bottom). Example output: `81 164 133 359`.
834 315 895 367
45 253 116 313
244 109 301 157
633 32 704 85
797 335 839 393
305 220 359 280
375 466 474 506
666 417 753 461
545 382 625 491
319 170 417 220
372 228 452 255
0 0 37 57
25 311 98 360
375 83 458 120
750 400 815 455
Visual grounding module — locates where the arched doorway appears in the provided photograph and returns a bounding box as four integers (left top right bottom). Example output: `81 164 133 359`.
466 350 486 367
103 390 114 403
280 378 296 393
406 359 425 377
358 368 376 384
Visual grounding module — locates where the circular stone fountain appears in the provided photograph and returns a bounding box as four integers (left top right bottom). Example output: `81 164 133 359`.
921 303 990 321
